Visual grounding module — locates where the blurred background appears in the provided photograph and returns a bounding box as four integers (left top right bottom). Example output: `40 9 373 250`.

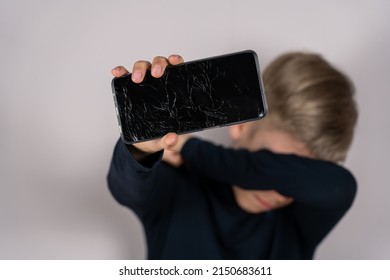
1 0 389 259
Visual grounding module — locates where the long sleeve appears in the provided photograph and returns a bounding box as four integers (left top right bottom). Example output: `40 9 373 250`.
181 138 357 210
107 139 176 217
181 138 358 249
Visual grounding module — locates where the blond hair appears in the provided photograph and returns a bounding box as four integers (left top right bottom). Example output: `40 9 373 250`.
262 52 358 162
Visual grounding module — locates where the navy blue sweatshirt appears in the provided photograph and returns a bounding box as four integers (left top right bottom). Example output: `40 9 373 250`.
107 138 357 259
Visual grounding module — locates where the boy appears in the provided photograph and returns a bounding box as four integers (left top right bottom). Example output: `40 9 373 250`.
107 52 358 259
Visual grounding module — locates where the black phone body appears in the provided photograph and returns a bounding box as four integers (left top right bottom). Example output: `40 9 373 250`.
111 50 267 144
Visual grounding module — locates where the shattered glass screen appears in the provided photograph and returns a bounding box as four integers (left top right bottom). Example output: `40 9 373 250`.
112 51 267 143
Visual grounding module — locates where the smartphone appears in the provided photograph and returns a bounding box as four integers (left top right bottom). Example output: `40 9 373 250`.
111 50 267 144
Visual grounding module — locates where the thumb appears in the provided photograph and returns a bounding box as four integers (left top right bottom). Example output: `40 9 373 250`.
161 133 179 150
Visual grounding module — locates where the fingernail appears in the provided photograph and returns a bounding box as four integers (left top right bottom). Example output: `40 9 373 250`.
152 64 162 77
132 71 142 82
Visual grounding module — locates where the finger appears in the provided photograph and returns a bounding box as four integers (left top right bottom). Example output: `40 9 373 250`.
134 133 176 154
161 132 179 149
151 56 169 78
132 60 152 83
133 138 164 154
111 66 129 77
168 54 184 65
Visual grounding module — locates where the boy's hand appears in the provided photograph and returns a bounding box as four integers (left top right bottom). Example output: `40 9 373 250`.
161 133 192 167
111 55 191 160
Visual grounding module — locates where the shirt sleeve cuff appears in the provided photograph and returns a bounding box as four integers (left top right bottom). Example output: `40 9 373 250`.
118 139 163 171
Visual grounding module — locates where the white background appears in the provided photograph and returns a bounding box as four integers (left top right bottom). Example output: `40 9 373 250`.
0 0 389 259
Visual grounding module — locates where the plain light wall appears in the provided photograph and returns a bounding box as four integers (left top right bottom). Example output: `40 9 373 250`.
1 0 389 259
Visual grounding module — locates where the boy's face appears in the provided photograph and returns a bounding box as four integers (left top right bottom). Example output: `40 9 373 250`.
228 124 294 213
228 121 317 213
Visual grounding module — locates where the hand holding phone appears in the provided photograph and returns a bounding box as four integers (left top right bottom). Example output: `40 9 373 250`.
111 51 267 147
111 55 187 156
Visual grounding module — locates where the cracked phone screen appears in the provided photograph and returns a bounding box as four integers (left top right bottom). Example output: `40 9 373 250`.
111 51 267 144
